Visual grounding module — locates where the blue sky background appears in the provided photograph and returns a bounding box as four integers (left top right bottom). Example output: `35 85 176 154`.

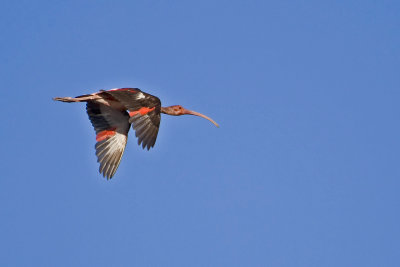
1 0 399 266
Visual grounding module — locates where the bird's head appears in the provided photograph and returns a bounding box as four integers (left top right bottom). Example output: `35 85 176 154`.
161 105 219 127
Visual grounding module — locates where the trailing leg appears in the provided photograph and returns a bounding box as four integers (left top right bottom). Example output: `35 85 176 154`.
53 94 97 103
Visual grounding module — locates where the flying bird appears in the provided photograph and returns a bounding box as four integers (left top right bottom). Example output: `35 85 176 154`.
54 88 219 179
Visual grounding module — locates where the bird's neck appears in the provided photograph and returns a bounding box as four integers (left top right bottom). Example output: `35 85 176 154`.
160 107 168 114
161 106 182 116
160 106 173 115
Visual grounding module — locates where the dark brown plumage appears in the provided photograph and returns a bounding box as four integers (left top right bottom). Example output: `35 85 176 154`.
54 88 218 179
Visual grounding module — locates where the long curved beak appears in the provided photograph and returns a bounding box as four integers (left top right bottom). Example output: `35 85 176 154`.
182 108 219 127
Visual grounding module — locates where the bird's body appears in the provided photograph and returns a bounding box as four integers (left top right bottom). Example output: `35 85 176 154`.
54 88 218 179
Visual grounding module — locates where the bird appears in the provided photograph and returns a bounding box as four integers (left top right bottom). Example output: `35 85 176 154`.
53 88 219 179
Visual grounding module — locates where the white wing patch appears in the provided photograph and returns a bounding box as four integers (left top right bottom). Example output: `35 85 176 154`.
136 92 145 99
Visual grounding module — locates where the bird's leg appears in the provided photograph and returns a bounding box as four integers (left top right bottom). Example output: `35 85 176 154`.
53 94 100 103
53 96 81 102
53 93 126 110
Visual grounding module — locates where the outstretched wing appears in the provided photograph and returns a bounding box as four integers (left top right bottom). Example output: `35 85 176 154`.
103 88 161 150
86 101 130 179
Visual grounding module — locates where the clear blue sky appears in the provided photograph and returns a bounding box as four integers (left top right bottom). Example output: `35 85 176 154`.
1 0 399 266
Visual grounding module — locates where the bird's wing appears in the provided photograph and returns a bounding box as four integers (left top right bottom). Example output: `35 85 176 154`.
86 101 130 179
128 110 160 150
103 88 161 150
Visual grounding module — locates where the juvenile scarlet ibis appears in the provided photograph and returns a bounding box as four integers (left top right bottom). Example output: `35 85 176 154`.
53 88 219 179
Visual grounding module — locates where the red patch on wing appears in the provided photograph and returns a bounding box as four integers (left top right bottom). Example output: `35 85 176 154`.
129 107 155 117
108 88 137 92
96 127 117 142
